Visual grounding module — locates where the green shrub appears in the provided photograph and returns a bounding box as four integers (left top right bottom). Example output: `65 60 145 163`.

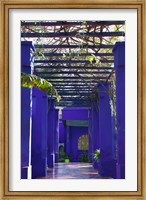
93 149 100 161
79 151 89 162
59 152 71 162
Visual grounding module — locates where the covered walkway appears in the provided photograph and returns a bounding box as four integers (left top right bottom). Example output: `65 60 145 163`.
39 163 112 179
21 20 125 180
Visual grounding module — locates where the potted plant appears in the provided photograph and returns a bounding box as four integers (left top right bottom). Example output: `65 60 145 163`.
65 154 71 163
93 149 100 169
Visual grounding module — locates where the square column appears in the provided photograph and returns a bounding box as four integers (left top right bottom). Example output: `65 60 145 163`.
54 109 59 163
88 109 93 161
47 99 55 168
113 42 125 178
21 41 34 179
65 126 71 155
92 102 100 151
31 88 48 178
98 82 116 178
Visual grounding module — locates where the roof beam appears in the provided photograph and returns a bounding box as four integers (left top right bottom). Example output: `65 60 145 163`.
21 21 125 27
49 80 104 83
35 52 114 57
34 44 114 49
36 71 111 75
34 66 113 70
39 76 108 80
21 31 125 38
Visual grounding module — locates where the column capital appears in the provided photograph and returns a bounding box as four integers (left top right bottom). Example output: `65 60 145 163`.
21 41 35 51
112 41 125 53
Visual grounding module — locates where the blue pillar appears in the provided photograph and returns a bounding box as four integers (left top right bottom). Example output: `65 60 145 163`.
65 126 70 155
88 109 93 161
47 99 55 167
31 88 48 178
113 42 125 178
92 102 100 151
98 82 116 178
54 109 59 163
21 41 34 179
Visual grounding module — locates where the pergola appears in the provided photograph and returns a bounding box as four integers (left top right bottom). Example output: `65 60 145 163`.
21 20 125 107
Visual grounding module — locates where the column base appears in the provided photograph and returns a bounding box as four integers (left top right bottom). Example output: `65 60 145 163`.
47 153 55 168
116 163 125 179
21 166 28 179
99 160 117 178
31 158 47 179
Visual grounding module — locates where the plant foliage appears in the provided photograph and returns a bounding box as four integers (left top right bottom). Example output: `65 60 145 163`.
21 72 61 102
93 149 100 161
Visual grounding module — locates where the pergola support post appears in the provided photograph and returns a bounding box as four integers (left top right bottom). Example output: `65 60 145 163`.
98 82 116 178
21 41 34 179
113 42 125 179
54 109 59 163
88 109 93 161
65 126 71 155
47 99 55 168
31 88 48 178
92 102 100 151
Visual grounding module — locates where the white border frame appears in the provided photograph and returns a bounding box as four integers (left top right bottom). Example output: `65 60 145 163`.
9 9 137 191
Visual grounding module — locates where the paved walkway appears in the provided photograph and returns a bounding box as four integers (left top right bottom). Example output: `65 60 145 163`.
39 162 112 179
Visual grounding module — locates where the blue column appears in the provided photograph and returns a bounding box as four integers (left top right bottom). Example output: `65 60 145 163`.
21 41 34 179
47 99 55 167
54 109 59 163
113 42 125 178
98 82 116 178
31 88 48 178
92 102 100 151
88 109 93 161
65 126 70 155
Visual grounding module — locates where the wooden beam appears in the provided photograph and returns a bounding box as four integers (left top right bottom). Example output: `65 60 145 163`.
36 71 111 75
22 21 125 27
34 44 114 49
21 31 125 38
35 52 114 57
34 66 113 70
39 76 108 79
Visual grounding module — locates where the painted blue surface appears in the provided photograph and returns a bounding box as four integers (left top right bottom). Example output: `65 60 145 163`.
113 42 125 178
59 121 65 143
31 88 48 178
21 41 34 179
98 82 116 178
92 102 100 151
62 107 89 120
47 100 59 167
69 126 88 162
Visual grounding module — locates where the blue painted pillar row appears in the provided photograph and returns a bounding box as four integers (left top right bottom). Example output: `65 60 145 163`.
98 82 116 178
47 99 56 168
21 41 34 179
113 42 125 179
65 125 70 155
31 88 48 178
54 109 59 163
88 109 93 161
92 102 100 151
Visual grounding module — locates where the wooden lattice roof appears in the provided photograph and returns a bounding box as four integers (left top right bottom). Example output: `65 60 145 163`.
21 20 125 107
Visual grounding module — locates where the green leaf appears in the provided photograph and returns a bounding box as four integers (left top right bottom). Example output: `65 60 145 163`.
21 72 61 102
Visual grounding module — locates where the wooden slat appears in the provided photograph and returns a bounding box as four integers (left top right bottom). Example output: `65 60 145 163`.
21 21 125 27
34 66 113 70
21 31 125 38
34 44 114 49
35 52 114 57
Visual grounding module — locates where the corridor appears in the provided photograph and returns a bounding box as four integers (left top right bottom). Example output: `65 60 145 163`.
38 163 112 179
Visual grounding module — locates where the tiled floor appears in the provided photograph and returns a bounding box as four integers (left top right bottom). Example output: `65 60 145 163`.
38 162 112 179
